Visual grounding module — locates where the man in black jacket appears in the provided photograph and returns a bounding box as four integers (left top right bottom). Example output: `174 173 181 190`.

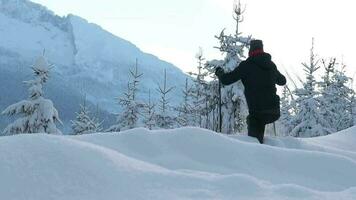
215 40 286 143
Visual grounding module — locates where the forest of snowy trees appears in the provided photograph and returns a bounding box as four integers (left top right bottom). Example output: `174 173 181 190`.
1 2 355 137
279 39 355 137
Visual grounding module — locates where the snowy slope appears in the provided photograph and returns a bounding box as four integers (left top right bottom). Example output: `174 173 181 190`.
1 127 356 199
0 0 187 130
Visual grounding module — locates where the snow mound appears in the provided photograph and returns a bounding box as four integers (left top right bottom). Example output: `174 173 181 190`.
1 127 356 199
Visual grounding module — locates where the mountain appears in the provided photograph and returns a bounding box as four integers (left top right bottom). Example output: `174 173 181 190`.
1 127 356 199
0 0 187 132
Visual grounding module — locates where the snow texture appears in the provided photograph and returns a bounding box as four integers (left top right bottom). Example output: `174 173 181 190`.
1 127 356 199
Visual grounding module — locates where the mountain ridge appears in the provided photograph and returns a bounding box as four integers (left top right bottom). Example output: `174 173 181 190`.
0 0 187 132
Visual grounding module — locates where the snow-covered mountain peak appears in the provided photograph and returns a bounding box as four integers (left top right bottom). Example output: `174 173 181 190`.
0 0 68 31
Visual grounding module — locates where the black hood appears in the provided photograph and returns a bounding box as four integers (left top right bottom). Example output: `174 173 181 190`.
248 53 273 70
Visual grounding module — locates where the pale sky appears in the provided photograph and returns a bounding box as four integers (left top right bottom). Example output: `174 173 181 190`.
32 0 356 84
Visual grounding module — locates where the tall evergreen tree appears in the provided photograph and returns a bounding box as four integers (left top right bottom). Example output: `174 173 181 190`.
2 54 62 135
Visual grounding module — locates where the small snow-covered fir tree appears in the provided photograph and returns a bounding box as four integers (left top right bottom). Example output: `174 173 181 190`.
206 80 221 131
176 78 194 127
185 47 221 130
155 69 175 129
279 86 293 135
201 59 221 131
71 98 102 135
317 58 337 130
142 90 156 130
333 65 354 130
318 59 354 131
188 47 209 127
205 1 251 134
290 39 333 137
107 59 143 132
2 54 62 135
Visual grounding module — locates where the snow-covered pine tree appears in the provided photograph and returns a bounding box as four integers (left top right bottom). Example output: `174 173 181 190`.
107 59 143 132
351 91 356 126
318 59 354 131
188 47 209 127
206 80 221 131
201 82 216 129
2 54 62 135
93 103 104 131
142 90 156 130
320 58 336 88
176 78 194 127
337 70 356 130
155 69 175 129
290 39 333 137
205 1 251 134
71 97 102 135
279 85 293 135
317 58 337 130
201 57 221 131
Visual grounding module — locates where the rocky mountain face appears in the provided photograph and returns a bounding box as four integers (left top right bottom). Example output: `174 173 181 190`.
0 0 187 132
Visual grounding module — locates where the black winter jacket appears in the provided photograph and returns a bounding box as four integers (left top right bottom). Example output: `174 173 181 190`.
218 53 286 114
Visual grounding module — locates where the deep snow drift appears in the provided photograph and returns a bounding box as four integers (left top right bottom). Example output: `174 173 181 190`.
1 127 356 199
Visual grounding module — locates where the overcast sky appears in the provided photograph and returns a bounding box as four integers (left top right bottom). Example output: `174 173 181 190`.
32 0 356 83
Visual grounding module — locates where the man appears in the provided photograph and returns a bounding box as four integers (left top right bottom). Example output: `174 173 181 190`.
215 40 286 144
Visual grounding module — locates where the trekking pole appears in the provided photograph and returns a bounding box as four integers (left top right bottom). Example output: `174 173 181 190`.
218 81 222 133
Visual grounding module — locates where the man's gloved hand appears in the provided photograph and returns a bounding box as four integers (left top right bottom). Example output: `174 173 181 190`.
215 67 224 77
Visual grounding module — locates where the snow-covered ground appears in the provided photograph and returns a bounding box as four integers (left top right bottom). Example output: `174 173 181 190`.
1 127 356 200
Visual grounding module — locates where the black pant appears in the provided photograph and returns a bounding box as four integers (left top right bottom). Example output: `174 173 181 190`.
247 112 280 144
